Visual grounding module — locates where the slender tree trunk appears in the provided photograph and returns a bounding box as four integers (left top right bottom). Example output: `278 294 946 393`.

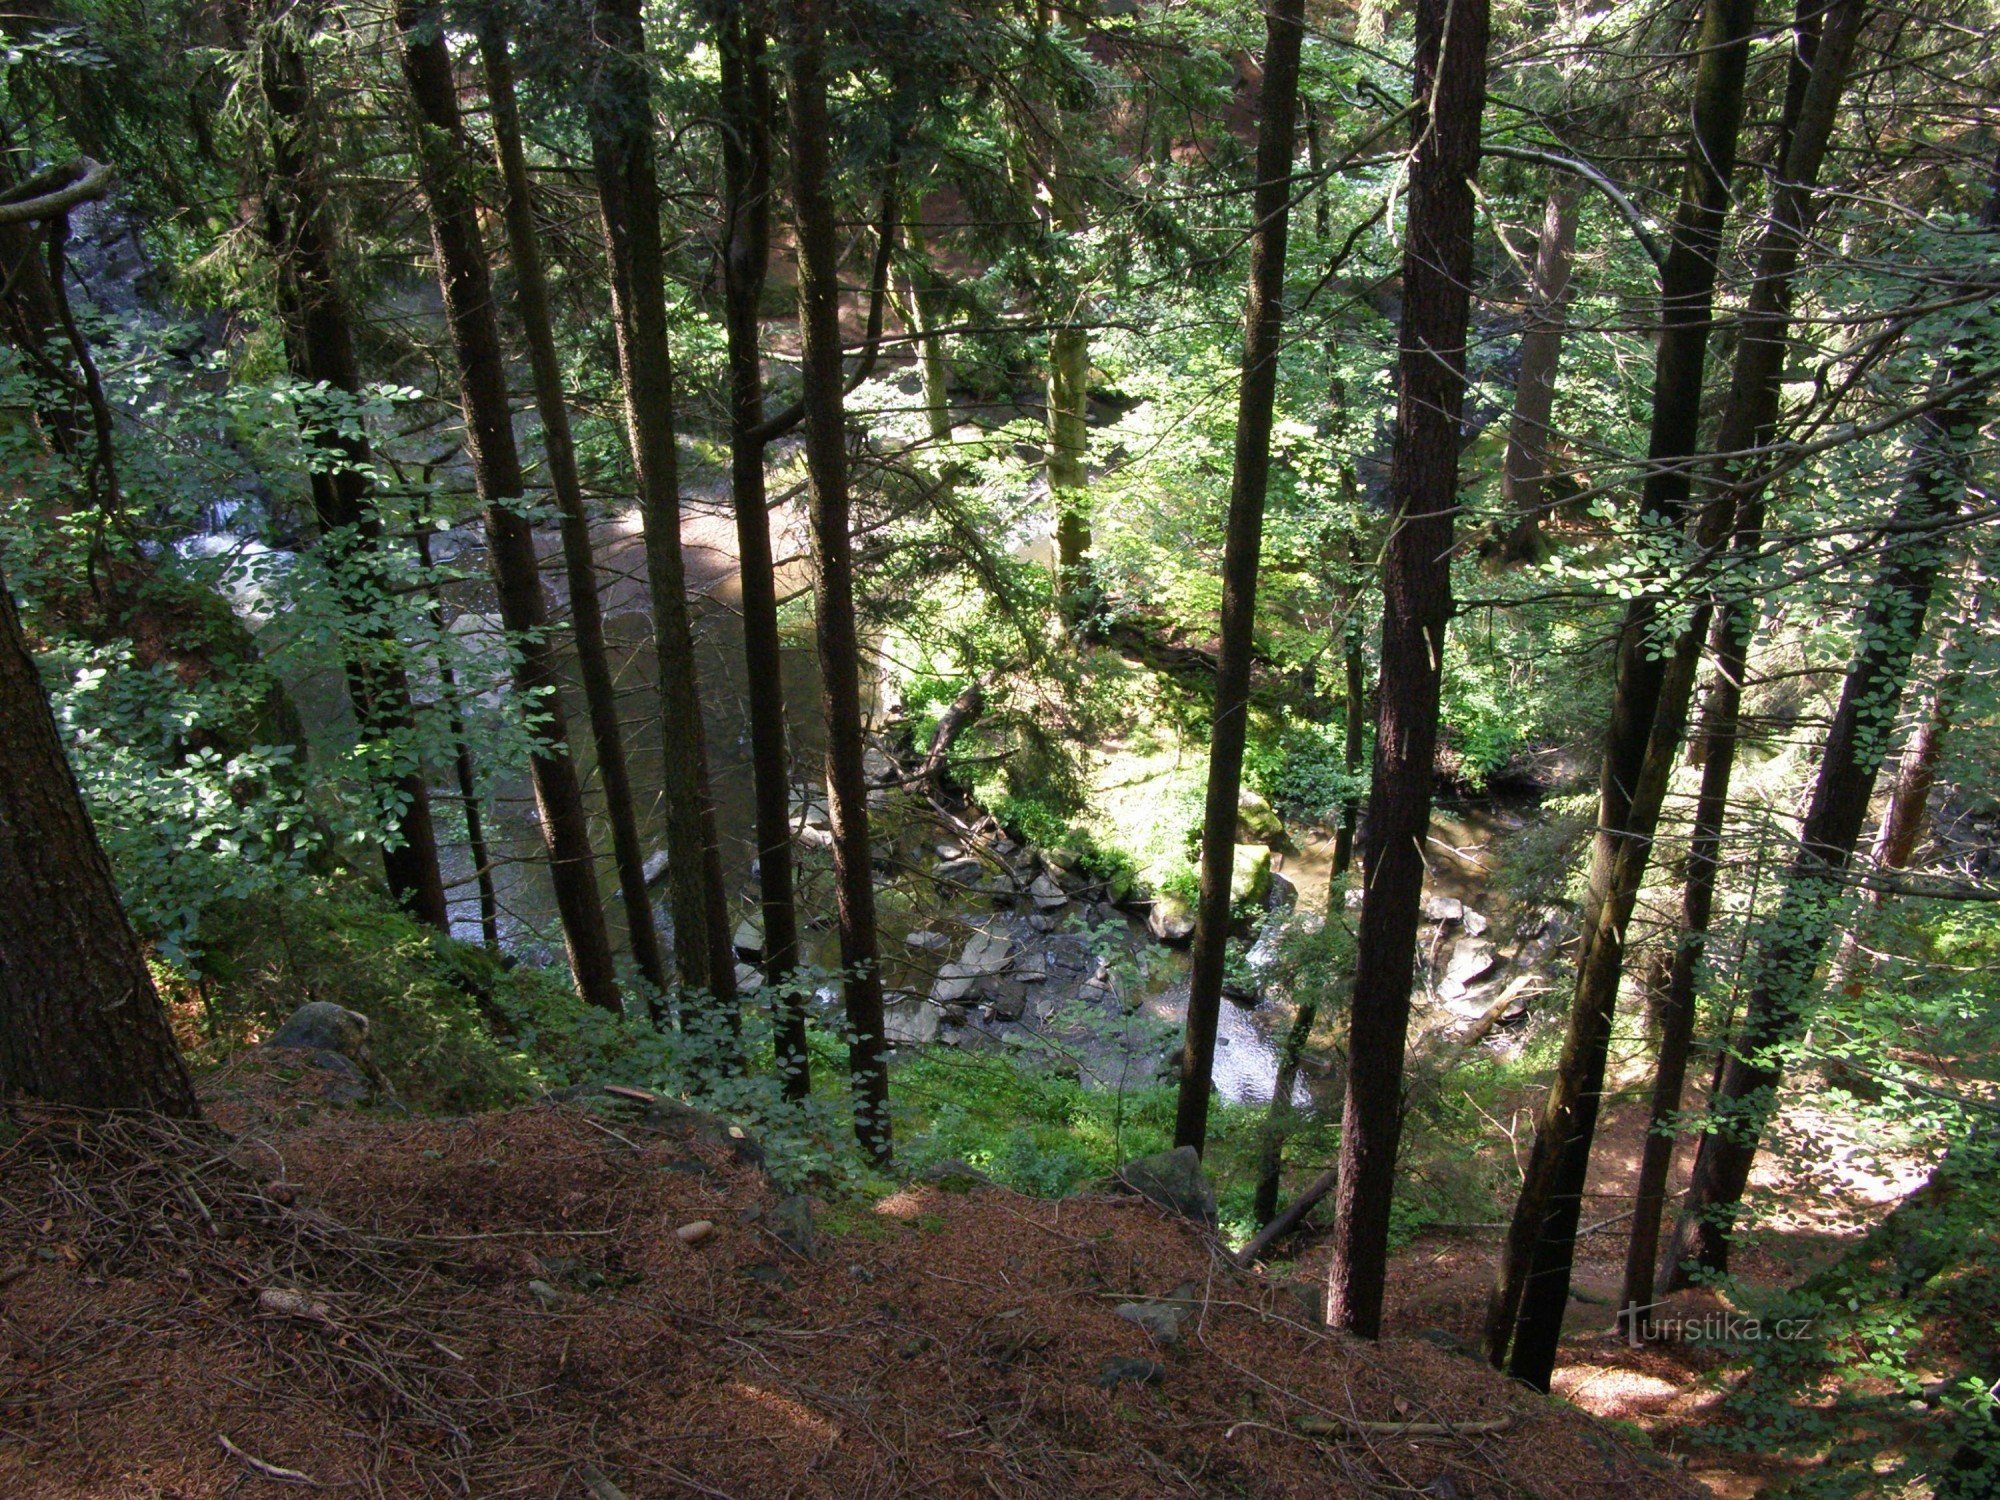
1253 994 1317 1227
479 27 667 999
395 2 622 1014
1494 0 1869 1385
259 10 449 933
1335 540 1368 879
1324 0 1488 1338
0 561 199 1115
1666 194 2000 1283
415 526 500 952
899 208 953 444
786 0 891 1162
584 0 738 1023
1480 0 1758 1377
1173 0 1306 1153
1494 180 1578 564
1049 323 1091 598
716 6 808 1097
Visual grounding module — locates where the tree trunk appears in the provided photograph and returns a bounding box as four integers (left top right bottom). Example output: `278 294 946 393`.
786 0 891 1162
1172 0 1306 1154
258 8 449 934
584 0 738 1024
1252 995 1317 1227
395 2 622 1015
479 26 668 999
0 560 199 1115
716 6 807 1096
1324 0 1488 1338
1335 539 1368 879
1495 0 1868 1387
1666 220 2000 1285
1494 180 1578 565
899 209 953 444
1480 0 1760 1379
416 525 500 952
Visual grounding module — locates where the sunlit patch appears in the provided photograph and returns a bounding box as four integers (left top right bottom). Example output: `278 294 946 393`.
725 1381 840 1441
1553 1366 1682 1415
873 1188 930 1220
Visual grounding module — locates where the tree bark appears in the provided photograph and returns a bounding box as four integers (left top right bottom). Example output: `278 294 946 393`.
786 0 891 1162
716 5 807 1096
1252 994 1317 1227
0 560 199 1115
395 2 622 1014
1172 0 1306 1154
1493 180 1578 565
416 525 500 952
1324 0 1488 1338
899 208 953 444
1666 238 2000 1287
479 26 668 999
258 7 449 934
584 0 738 1024
1480 0 1760 1378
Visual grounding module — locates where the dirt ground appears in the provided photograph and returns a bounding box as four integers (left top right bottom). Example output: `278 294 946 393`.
0 1055 1703 1500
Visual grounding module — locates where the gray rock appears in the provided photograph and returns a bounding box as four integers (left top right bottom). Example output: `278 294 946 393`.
642 850 671 886
1439 937 1497 998
735 962 765 996
934 857 984 884
1094 1356 1165 1388
732 915 765 961
1263 869 1297 912
1422 893 1464 925
1012 955 1048 983
1029 873 1070 911
745 1195 816 1257
935 843 964 861
1146 893 1196 945
1236 788 1283 844
268 1001 372 1057
1112 1145 1218 1226
920 1158 991 1192
1230 844 1271 905
883 992 940 1045
1461 907 1490 937
984 981 1028 1023
1114 1301 1186 1347
905 929 951 955
1028 913 1060 933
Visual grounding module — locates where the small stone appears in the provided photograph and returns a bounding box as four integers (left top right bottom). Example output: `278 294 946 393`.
1146 893 1196 944
1028 913 1059 933
642 850 671 885
1421 893 1464 924
255 1287 326 1320
905 929 951 954
675 1220 715 1245
985 983 1028 1023
1461 907 1490 936
1114 1301 1185 1347
527 1279 564 1310
1438 937 1498 998
1094 1356 1166 1388
1013 955 1048 983
935 843 964 861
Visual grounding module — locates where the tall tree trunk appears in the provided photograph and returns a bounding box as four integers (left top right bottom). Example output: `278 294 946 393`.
785 0 891 1162
0 561 199 1115
1253 993 1317 1227
416 525 500 952
1324 0 1489 1338
1172 0 1307 1154
1494 180 1578 564
584 0 738 1024
716 6 808 1096
1479 0 1759 1378
899 208 953 444
258 9 449 934
479 26 668 999
1493 0 1868 1387
1335 540 1368 879
395 2 622 1015
1666 186 2000 1283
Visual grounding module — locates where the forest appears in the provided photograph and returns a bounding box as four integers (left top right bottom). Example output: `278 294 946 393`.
1 0 1998 1491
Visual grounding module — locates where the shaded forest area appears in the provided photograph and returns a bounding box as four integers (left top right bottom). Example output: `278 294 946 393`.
2 0 1999 1492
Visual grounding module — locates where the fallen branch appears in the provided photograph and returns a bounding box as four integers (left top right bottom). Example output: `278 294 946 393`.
217 1434 321 1486
1234 1165 1338 1268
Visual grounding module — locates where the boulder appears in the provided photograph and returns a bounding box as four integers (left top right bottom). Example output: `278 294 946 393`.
1094 1356 1165 1388
983 982 1028 1023
1264 869 1297 913
929 929 1014 1003
1235 788 1283 844
1438 937 1497 999
1012 955 1048 983
920 1158 991 1192
1114 1301 1186 1347
883 992 940 1045
732 915 765 962
934 857 984 885
735 962 765 996
1461 907 1490 937
1112 1145 1218 1226
1230 844 1271 906
1029 873 1069 911
265 1002 386 1102
905 929 951 955
1146 893 1196 945
641 850 671 886
1421 893 1464 925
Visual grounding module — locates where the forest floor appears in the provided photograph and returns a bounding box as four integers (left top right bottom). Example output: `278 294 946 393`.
0 1053 1703 1500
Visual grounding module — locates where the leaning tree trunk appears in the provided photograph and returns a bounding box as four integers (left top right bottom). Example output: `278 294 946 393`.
1493 179 1578 564
584 0 738 1024
0 561 198 1115
1481 0 1759 1377
899 208 954 444
786 0 891 1162
1665 163 2000 1283
716 7 808 1096
480 26 668 999
1324 0 1489 1338
395 2 622 1015
259 9 449 934
1172 0 1307 1154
